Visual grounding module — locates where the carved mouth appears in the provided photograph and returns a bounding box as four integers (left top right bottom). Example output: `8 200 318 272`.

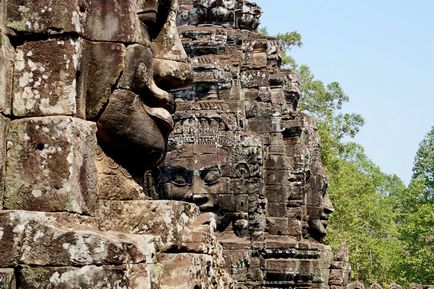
142 104 174 132
198 202 218 212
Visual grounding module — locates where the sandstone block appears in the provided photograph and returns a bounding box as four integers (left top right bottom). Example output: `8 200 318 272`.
0 115 8 206
268 202 287 218
12 39 81 117
266 217 289 236
4 117 97 214
0 269 15 289
154 253 215 289
0 210 156 267
97 200 199 249
5 0 149 45
0 35 14 114
80 41 125 119
5 0 81 34
241 70 269 88
247 117 282 134
17 264 151 289
83 0 149 45
222 249 251 271
95 146 146 201
243 52 267 69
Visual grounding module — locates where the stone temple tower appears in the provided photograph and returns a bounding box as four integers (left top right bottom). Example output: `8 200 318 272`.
154 0 351 288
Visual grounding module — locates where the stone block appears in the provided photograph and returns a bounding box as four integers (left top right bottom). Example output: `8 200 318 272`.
0 35 14 114
287 219 302 238
264 169 286 185
0 115 8 207
222 249 250 270
84 0 150 44
266 217 289 236
12 39 81 117
243 52 267 69
4 116 97 214
154 253 215 289
240 70 269 88
0 269 15 289
263 259 300 272
265 185 287 203
16 264 151 289
80 41 125 119
5 0 81 34
0 210 156 267
97 200 199 248
268 202 287 217
4 0 149 45
247 116 282 133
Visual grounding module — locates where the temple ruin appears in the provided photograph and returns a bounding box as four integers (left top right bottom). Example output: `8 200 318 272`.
1 0 427 289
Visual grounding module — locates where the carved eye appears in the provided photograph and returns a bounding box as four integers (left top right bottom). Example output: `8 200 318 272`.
168 166 192 187
202 168 221 185
171 174 188 187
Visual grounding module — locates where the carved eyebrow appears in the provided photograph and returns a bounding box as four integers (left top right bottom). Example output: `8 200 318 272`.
199 166 221 178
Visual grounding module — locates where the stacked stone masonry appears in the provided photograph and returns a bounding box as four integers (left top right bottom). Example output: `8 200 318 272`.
155 0 350 288
0 0 230 288
1 0 425 288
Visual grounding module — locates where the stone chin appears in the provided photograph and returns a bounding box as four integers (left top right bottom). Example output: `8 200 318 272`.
308 219 328 241
96 89 172 175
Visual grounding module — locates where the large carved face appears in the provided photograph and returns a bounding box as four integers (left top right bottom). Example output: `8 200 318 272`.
91 0 193 174
4 0 192 176
156 133 262 236
306 166 334 241
157 145 230 212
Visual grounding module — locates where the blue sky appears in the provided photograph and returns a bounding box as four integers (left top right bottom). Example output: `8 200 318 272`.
254 0 434 184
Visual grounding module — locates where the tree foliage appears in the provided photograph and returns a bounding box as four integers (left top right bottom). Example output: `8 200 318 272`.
412 126 434 202
392 127 434 284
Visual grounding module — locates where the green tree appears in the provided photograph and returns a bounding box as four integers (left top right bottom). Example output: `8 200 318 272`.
392 127 434 284
412 126 434 201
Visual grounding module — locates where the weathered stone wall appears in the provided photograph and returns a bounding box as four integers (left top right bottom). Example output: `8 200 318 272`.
0 0 230 288
154 0 351 288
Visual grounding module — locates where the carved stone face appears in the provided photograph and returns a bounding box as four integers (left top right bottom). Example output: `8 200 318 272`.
156 139 259 237
4 0 192 176
306 166 335 240
92 0 193 174
157 147 229 212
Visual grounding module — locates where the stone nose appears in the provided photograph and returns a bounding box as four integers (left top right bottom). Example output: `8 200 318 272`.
152 8 193 91
323 194 335 214
191 176 208 197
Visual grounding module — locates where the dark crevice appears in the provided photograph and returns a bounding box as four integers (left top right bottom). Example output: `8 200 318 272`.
7 31 150 48
8 32 80 47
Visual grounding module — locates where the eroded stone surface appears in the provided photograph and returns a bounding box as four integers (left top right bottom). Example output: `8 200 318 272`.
0 0 231 287
154 253 226 289
4 117 97 214
17 264 151 289
0 210 156 267
154 1 348 288
5 0 82 34
0 269 15 289
0 115 8 206
0 35 14 114
12 39 81 117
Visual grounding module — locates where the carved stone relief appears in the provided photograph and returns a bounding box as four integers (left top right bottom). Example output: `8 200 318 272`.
0 0 230 288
